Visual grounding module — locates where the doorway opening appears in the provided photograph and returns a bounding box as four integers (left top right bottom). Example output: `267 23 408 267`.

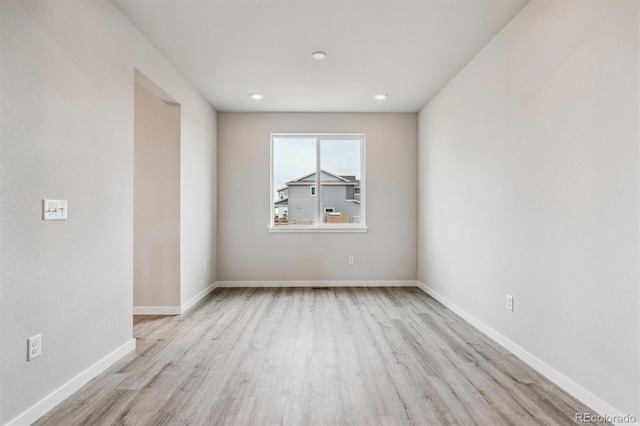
133 69 181 315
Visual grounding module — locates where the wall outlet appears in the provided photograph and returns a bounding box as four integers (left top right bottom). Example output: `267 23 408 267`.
202 262 206 272
506 295 514 311
348 256 355 265
28 334 41 361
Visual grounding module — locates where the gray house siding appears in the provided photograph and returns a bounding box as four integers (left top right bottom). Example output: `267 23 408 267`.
288 185 361 223
275 170 362 225
346 185 355 200
287 185 317 222
320 185 361 223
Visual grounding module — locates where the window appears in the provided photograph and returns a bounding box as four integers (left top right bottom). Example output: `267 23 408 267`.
271 134 366 232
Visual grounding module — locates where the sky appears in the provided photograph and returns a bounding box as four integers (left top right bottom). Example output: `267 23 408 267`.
273 137 361 195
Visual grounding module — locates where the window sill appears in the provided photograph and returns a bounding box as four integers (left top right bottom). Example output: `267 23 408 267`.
269 226 368 233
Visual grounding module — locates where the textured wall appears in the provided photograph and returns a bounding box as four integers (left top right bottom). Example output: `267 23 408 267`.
418 0 639 417
218 113 417 283
134 84 181 308
0 1 216 422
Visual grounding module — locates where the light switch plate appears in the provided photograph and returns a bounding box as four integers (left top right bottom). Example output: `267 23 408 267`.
43 199 68 220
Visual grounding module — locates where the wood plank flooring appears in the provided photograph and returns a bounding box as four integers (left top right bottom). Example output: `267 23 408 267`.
36 287 607 425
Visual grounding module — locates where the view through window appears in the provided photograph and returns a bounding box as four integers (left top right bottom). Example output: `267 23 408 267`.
271 134 365 229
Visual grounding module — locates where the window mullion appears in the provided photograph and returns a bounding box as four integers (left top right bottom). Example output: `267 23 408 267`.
315 137 321 226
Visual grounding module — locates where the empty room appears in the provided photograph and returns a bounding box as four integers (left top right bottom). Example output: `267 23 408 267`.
1 0 638 425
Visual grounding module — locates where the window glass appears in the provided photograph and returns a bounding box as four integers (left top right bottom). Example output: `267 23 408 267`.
271 134 364 230
272 137 316 226
320 139 361 225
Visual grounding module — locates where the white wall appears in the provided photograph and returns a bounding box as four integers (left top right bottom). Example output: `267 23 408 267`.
0 1 217 423
217 113 417 283
134 83 181 308
179 77 217 307
418 0 639 418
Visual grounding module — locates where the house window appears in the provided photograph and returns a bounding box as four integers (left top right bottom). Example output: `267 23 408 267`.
270 134 366 232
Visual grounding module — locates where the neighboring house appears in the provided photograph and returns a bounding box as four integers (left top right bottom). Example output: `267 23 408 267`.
274 187 290 219
274 170 361 224
276 187 289 201
274 197 289 219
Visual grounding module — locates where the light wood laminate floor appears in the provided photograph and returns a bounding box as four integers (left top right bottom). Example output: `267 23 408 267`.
37 287 606 425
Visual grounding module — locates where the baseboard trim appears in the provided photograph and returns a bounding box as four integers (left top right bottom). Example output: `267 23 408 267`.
217 280 417 288
132 306 181 315
180 282 219 314
6 338 136 426
416 282 635 426
133 282 219 315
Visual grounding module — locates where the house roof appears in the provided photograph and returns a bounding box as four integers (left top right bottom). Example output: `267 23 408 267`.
274 198 288 206
285 169 354 185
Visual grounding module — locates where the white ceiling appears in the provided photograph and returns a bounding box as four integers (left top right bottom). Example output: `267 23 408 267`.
113 0 529 113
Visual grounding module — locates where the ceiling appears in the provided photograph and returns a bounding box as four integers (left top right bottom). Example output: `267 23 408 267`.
113 0 529 113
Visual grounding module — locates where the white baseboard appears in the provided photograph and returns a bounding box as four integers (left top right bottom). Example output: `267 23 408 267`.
216 280 417 288
180 282 219 314
416 282 636 426
133 282 219 315
7 338 136 426
132 306 181 315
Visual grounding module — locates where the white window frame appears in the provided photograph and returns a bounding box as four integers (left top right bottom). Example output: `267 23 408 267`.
270 133 367 233
310 186 316 196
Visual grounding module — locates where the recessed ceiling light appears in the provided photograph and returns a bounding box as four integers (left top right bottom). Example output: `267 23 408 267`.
374 93 388 100
312 51 327 60
250 93 263 100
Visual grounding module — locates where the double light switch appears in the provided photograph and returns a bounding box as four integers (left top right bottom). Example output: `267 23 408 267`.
43 199 68 220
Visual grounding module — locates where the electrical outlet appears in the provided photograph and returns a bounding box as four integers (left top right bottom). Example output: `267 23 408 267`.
348 256 355 265
28 334 41 361
202 262 206 272
506 295 514 311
